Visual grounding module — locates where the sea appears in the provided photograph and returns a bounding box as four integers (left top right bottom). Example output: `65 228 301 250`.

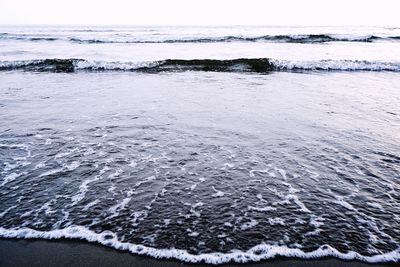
0 25 399 264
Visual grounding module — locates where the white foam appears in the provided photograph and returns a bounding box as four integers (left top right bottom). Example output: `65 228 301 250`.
190 183 197 191
0 226 398 264
54 149 77 159
128 160 137 168
268 218 285 226
74 60 157 71
248 206 277 212
108 197 132 217
65 161 80 171
109 169 123 179
212 187 225 197
33 162 46 170
271 59 400 72
82 199 100 211
0 205 17 217
37 200 57 215
366 202 384 211
221 163 234 170
70 166 108 206
4 162 18 172
249 168 271 178
187 231 200 237
1 172 20 186
304 228 322 237
281 181 300 194
64 58 400 73
108 184 116 195
333 196 357 211
276 194 311 213
134 175 156 187
183 201 203 218
356 216 395 242
240 219 258 230
310 216 325 228
212 191 225 197
276 168 288 180
305 216 326 236
218 233 227 238
159 188 167 196
39 168 63 178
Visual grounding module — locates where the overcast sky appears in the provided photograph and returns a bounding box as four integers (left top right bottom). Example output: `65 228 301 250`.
1 0 399 26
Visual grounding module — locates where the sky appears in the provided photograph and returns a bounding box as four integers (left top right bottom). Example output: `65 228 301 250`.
1 0 399 26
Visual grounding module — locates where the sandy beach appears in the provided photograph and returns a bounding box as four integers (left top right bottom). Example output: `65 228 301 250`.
0 239 397 267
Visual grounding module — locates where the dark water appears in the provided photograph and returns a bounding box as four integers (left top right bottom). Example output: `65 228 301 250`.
0 70 399 263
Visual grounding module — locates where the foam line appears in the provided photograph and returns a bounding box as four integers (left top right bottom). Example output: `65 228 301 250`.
0 227 398 264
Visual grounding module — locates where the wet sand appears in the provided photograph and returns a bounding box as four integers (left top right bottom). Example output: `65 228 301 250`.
0 239 397 267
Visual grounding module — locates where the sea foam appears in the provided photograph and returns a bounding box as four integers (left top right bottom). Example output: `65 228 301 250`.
0 226 398 264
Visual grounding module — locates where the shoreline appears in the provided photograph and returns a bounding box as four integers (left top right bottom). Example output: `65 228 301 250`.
0 238 397 267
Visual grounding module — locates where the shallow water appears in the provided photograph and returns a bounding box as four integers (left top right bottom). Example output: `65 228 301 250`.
0 70 399 263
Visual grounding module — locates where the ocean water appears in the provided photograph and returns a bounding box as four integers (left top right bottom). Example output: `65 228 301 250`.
0 26 399 264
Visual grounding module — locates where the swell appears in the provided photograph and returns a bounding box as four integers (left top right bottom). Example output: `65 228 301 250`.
0 33 59 42
70 34 386 44
1 58 400 73
0 227 398 264
2 33 400 43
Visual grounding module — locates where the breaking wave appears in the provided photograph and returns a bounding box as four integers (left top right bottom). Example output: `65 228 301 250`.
0 227 398 264
69 34 400 44
1 58 400 73
1 33 400 43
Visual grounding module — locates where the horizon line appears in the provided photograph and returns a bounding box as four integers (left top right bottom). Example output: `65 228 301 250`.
0 24 399 27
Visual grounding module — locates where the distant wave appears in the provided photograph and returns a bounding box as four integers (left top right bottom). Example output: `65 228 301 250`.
0 33 59 42
83 34 400 44
2 33 400 43
71 34 388 44
1 58 400 73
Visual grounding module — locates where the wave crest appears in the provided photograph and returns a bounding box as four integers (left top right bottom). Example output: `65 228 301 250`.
54 34 400 44
2 34 400 44
1 58 400 73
